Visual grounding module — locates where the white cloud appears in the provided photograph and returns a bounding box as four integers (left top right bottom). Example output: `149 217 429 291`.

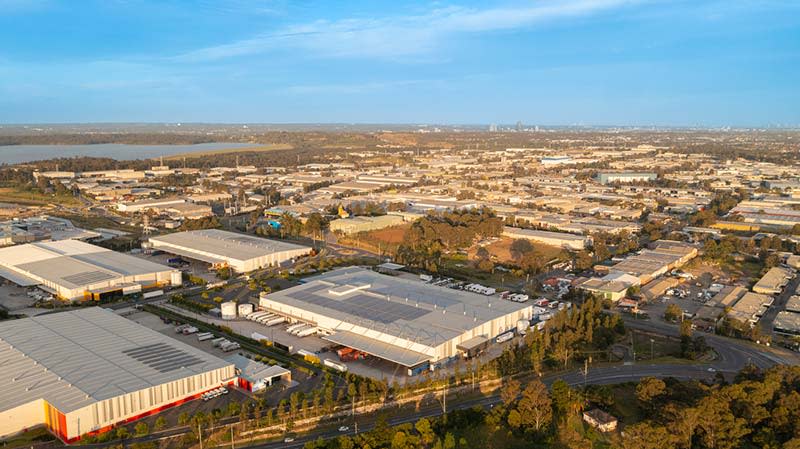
174 0 638 62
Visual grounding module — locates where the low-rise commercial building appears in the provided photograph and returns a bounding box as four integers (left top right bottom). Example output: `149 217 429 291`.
752 266 794 295
502 226 591 250
329 215 406 235
148 229 312 273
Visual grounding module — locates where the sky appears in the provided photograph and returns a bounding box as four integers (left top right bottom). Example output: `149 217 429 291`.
0 0 798 126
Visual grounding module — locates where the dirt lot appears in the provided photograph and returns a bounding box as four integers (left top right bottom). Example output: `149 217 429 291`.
366 224 410 244
469 237 566 264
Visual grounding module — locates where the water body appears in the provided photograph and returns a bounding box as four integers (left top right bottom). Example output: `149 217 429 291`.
0 142 256 164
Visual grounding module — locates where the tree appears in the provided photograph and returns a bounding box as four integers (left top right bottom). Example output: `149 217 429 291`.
664 303 682 322
134 422 149 437
622 422 675 449
154 416 167 431
636 377 667 405
510 239 534 260
501 378 521 406
415 418 434 445
514 379 553 432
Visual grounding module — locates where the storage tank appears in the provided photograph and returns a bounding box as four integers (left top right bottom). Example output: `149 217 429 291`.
238 303 254 316
220 301 238 320
170 271 183 286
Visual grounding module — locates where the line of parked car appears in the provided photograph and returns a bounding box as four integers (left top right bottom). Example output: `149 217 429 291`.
201 386 229 401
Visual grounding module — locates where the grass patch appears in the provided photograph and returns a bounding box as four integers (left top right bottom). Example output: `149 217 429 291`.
1 427 59 449
606 383 642 424
0 187 80 206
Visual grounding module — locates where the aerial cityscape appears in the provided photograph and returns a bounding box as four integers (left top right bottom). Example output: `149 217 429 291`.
1 1 799 449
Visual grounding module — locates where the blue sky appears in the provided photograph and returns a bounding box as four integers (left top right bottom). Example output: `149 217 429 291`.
0 0 798 125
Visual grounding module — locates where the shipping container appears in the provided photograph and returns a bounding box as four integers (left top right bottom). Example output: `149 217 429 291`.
142 289 164 299
265 316 286 326
496 331 514 343
323 358 347 372
296 326 318 337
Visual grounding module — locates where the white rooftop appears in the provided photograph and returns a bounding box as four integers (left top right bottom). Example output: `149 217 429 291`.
0 308 232 413
149 229 311 261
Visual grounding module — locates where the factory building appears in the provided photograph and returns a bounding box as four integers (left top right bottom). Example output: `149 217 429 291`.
259 267 532 375
329 215 406 235
228 354 291 393
148 229 312 273
502 226 591 250
0 240 181 301
595 172 657 185
0 308 236 442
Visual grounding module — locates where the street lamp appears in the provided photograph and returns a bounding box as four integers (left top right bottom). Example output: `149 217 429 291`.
650 338 655 360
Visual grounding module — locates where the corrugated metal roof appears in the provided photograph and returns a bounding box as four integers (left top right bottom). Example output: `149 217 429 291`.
323 331 432 367
266 267 530 347
0 240 175 290
149 229 311 262
0 308 232 413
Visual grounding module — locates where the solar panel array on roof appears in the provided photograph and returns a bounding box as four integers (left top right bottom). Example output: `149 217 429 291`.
122 343 204 373
62 270 116 285
291 289 428 324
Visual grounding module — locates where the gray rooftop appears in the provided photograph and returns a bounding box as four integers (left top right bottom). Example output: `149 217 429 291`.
149 229 310 261
0 240 174 289
0 308 232 413
268 267 530 348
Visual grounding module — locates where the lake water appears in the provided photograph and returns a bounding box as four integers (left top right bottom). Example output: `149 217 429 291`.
0 142 257 164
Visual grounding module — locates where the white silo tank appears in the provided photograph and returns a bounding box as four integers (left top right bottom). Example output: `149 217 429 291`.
220 301 238 320
238 302 254 316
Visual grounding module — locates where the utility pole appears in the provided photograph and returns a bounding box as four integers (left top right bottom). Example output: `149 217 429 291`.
631 333 636 362
583 359 588 387
230 425 235 449
650 338 655 360
198 424 203 449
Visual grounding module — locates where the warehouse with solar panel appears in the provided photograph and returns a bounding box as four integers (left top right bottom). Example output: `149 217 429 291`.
0 308 235 442
258 267 533 376
0 240 181 301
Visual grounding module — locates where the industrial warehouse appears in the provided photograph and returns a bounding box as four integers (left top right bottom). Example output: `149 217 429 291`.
258 267 532 375
0 308 236 442
502 226 592 250
0 240 181 300
148 229 312 272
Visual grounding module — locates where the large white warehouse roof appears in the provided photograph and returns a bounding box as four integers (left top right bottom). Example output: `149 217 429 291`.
261 267 531 367
0 240 178 296
149 229 311 272
0 307 233 415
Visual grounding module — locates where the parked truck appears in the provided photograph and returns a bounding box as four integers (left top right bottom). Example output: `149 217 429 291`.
296 326 318 337
265 316 286 326
323 358 348 372
496 331 514 343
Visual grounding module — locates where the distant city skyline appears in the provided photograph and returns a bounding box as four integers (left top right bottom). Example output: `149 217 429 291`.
0 0 798 126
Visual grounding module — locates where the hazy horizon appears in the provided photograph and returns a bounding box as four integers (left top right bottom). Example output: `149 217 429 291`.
1 1 798 126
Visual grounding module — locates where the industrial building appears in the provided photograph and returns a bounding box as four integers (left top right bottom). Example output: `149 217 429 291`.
0 308 235 442
228 354 291 393
148 229 312 273
752 266 794 295
0 240 181 301
595 172 658 185
258 267 532 375
502 226 591 250
329 215 406 235
604 240 698 284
